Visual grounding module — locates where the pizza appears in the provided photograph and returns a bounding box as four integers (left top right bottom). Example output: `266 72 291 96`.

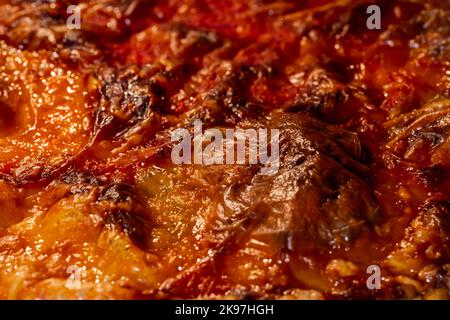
0 0 449 299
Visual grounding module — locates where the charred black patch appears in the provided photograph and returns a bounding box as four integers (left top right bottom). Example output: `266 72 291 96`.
98 183 152 249
93 65 166 144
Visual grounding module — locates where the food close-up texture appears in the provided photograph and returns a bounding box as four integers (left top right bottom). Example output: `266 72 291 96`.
0 0 449 299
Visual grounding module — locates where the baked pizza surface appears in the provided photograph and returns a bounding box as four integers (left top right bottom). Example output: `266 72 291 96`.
0 0 449 299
